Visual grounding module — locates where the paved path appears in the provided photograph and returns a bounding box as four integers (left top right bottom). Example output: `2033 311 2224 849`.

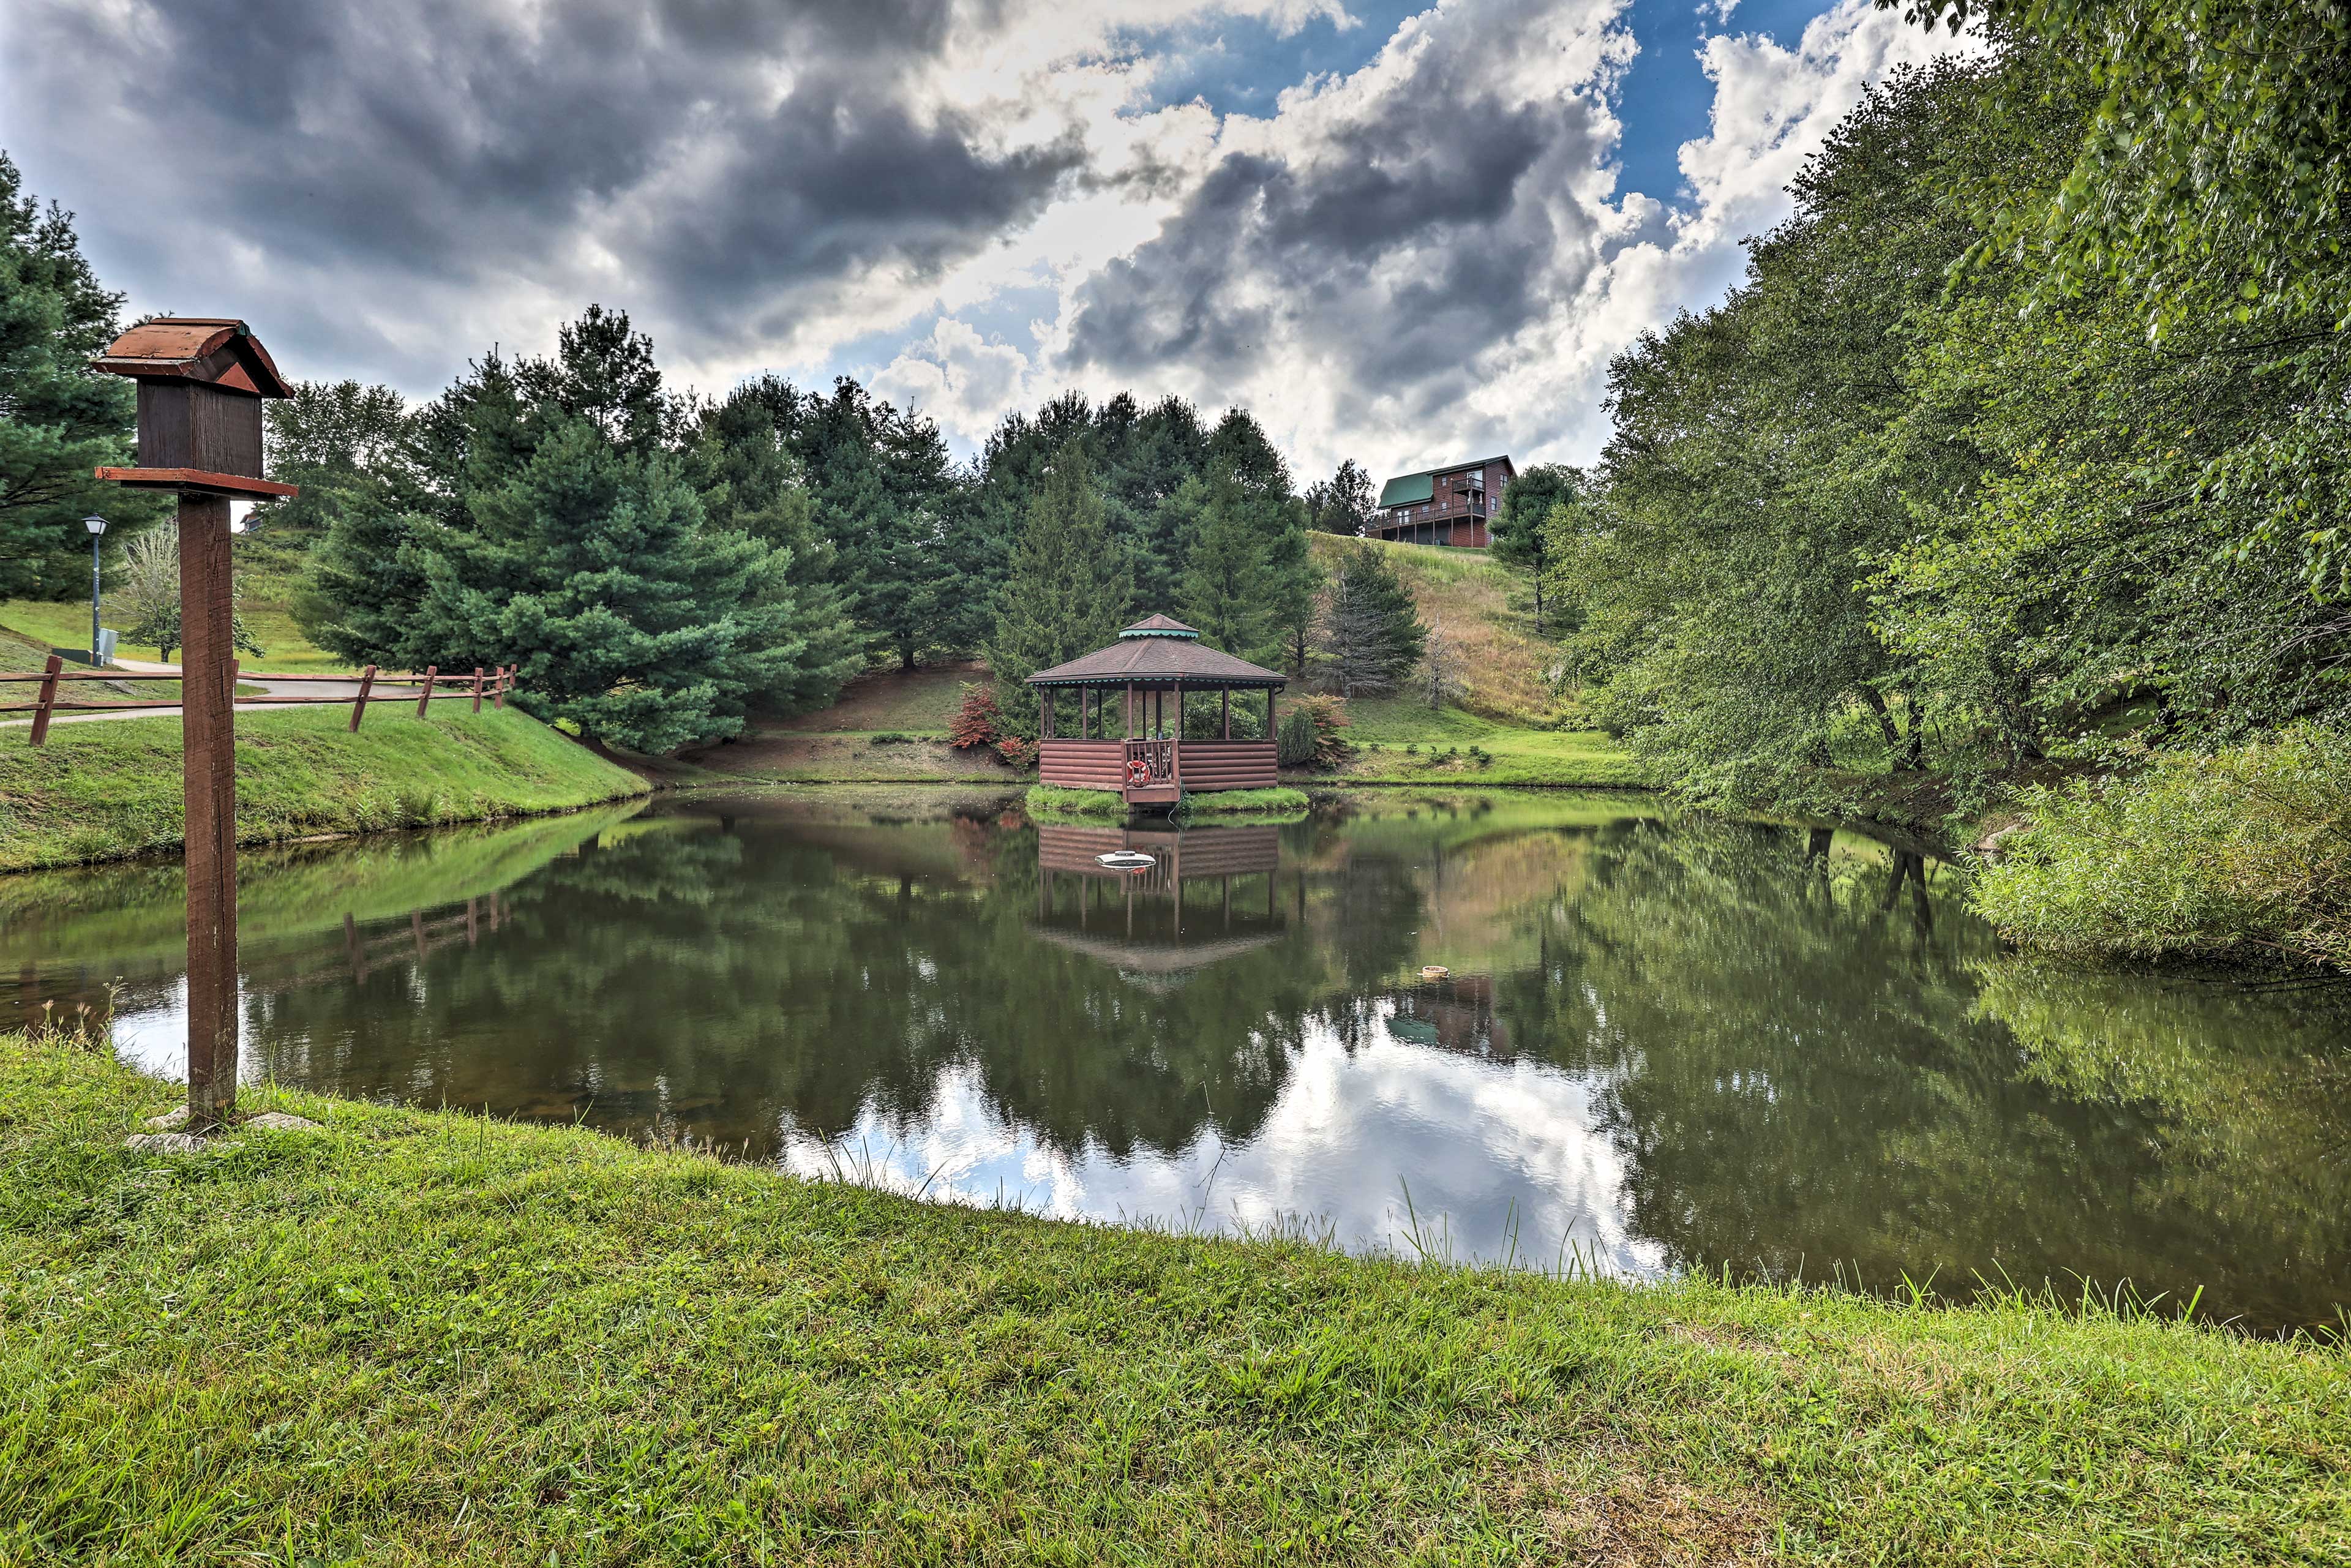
2 658 369 729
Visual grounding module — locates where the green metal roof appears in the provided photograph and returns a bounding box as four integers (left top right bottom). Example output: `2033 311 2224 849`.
1377 473 1433 509
1377 457 1510 511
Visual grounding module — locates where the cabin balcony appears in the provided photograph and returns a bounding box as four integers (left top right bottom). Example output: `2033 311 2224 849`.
1037 738 1279 804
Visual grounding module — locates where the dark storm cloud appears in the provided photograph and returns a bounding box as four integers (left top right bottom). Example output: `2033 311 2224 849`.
4 0 1078 383
1060 2 1618 424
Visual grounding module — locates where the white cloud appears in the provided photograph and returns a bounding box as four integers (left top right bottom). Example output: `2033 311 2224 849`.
872 318 1043 445
1 0 1967 474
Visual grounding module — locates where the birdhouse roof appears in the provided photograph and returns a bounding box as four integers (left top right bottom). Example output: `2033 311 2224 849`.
90 318 290 398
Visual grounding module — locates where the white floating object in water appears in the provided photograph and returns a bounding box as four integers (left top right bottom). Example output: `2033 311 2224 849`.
1097 851 1157 871
1420 965 1450 980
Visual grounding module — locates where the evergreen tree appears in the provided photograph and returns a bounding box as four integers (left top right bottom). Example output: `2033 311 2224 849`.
799 378 965 669
1489 463 1579 634
1262 497 1320 675
1177 473 1277 663
0 152 163 595
258 380 410 541
984 441 1130 737
299 312 863 743
687 382 863 716
1318 545 1425 697
1303 458 1376 535
409 411 810 752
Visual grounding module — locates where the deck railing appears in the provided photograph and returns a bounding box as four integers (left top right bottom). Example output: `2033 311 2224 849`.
1127 738 1176 784
1 659 516 745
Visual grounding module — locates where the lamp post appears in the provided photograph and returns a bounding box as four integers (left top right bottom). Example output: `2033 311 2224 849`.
82 516 106 666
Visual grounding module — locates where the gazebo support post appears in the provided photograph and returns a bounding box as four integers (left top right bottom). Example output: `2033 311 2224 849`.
1221 686 1230 739
179 492 239 1131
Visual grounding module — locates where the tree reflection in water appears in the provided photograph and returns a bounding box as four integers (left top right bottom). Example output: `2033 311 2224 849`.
4 791 2344 1331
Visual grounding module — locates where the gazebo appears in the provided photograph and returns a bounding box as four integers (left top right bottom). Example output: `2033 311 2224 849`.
1028 614 1284 806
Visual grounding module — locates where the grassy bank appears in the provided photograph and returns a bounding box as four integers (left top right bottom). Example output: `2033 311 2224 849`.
0 705 647 871
1026 784 1310 823
2 1038 2344 1566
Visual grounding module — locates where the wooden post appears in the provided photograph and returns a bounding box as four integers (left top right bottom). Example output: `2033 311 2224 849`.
28 655 63 746
415 665 437 719
1268 688 1278 741
179 492 238 1131
348 664 377 731
495 666 510 709
472 666 485 713
1125 681 1134 740
1221 685 1230 740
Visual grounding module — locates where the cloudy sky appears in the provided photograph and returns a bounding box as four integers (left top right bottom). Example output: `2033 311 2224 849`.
2 0 1954 476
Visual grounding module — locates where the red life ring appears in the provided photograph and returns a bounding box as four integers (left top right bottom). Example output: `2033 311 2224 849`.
1126 757 1151 786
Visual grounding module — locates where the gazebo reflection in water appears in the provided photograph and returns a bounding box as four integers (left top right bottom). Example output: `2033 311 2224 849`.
1030 824 1284 977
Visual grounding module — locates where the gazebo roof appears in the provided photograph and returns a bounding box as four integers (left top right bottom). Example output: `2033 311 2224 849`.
1027 616 1286 687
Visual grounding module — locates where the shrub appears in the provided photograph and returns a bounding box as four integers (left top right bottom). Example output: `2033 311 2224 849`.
949 685 1003 751
869 731 915 746
1277 695 1351 771
994 736 1038 770
1973 725 2351 969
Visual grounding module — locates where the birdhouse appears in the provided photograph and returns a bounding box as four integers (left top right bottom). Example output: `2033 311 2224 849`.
89 318 297 498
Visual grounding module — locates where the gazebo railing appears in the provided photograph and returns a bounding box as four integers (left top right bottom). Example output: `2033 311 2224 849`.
1127 738 1176 785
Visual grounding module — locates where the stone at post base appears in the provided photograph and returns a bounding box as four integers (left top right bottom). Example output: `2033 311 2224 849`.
128 1105 321 1150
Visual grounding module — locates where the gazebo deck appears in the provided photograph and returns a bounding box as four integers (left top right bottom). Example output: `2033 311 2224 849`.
1037 738 1277 803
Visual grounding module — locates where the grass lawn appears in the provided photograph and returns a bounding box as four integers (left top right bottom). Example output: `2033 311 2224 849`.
0 704 647 871
1311 699 1645 789
2 1037 2343 1566
772 661 984 736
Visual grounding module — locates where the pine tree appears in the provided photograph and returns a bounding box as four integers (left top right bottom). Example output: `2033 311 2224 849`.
1177 473 1277 664
408 413 809 752
1262 497 1321 675
800 379 963 669
688 383 862 716
1303 458 1376 535
984 441 1130 737
1318 545 1425 697
0 153 165 595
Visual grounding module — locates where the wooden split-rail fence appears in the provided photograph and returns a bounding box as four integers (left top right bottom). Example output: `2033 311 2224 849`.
1 659 517 745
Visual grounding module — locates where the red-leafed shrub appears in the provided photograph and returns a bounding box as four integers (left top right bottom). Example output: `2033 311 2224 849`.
994 736 1037 769
948 685 1003 750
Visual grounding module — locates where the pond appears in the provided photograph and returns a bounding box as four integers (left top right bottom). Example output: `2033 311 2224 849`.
6 789 2346 1334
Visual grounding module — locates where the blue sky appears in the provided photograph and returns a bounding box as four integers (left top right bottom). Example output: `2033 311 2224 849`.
4 0 1955 475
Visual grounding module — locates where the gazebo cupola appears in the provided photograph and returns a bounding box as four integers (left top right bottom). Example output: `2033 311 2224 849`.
1027 614 1286 808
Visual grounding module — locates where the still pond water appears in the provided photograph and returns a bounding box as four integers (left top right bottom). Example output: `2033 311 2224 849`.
6 789 2346 1332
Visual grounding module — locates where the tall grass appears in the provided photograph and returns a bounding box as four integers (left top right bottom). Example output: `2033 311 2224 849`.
1974 724 2351 968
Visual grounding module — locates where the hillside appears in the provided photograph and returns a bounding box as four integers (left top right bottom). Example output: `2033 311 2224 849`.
0 531 351 676
1306 533 1565 727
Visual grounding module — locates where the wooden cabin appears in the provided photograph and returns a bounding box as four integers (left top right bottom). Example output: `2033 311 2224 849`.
1028 614 1284 807
1371 456 1514 547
